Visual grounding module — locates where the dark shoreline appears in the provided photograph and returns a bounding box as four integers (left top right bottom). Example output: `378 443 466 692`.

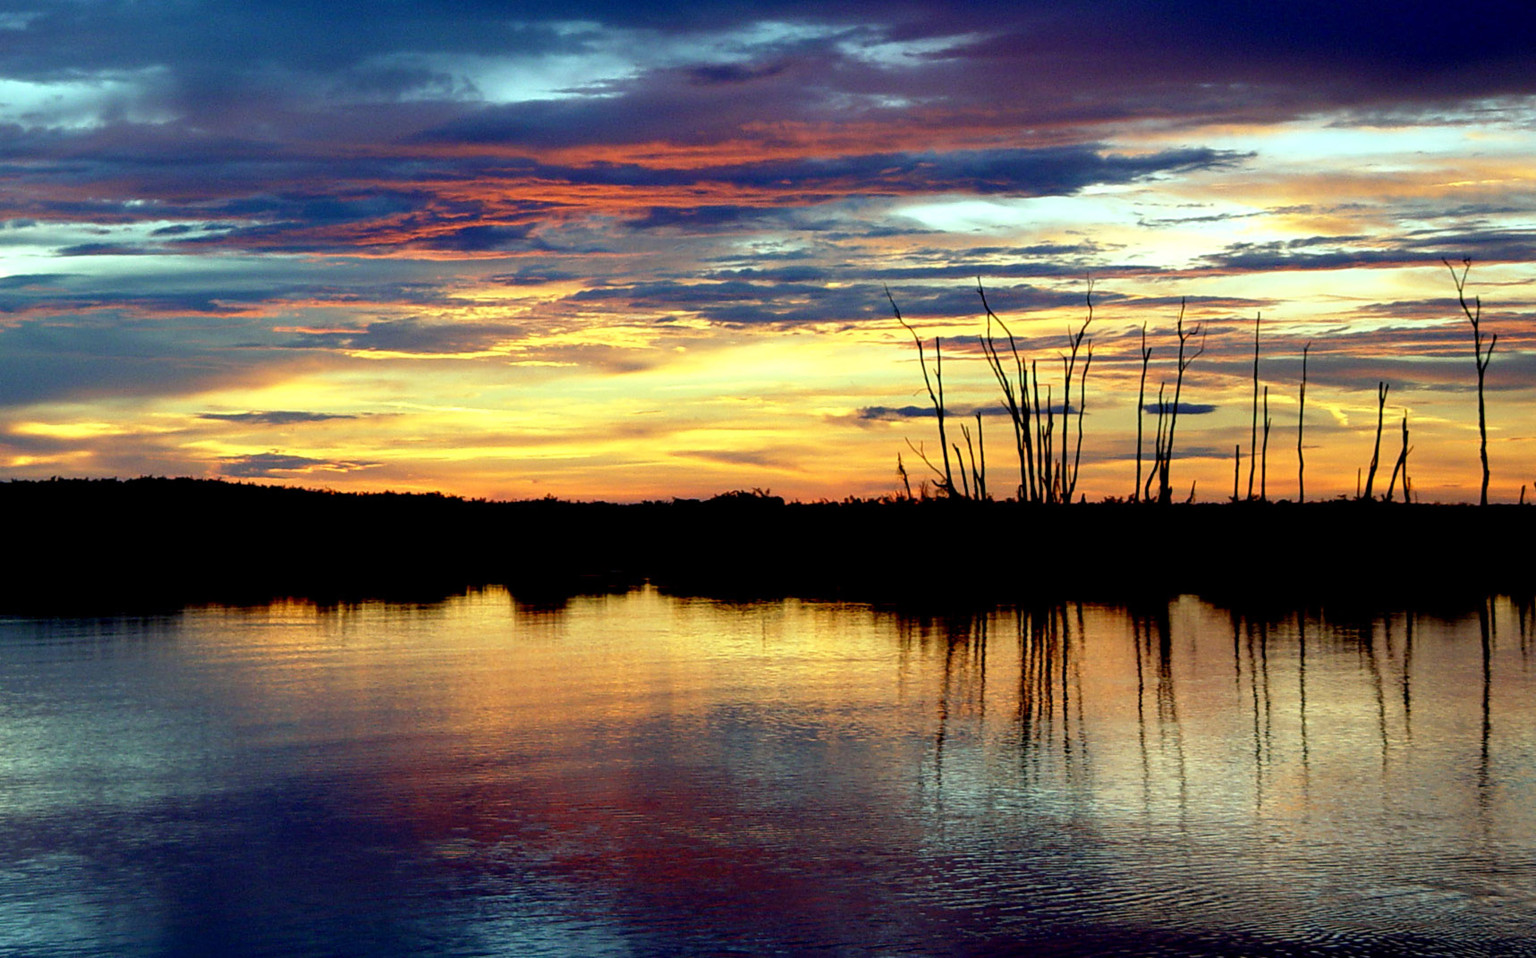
3 477 1530 615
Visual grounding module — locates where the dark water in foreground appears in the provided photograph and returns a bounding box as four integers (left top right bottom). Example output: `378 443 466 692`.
2 589 1533 956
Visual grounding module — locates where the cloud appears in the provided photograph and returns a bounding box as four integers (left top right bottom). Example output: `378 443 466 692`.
857 405 935 421
282 317 520 354
1196 229 1536 275
219 452 380 478
857 403 1061 421
200 411 358 425
1 1 1533 503
416 223 542 253
675 449 783 468
1141 402 1217 415
0 316 291 406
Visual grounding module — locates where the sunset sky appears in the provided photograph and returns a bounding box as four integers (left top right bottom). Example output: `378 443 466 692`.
2 1 1534 502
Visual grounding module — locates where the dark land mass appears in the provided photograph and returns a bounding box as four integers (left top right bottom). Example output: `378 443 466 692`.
1 477 1530 615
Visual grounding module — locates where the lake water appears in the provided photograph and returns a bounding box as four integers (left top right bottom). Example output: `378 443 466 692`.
2 588 1534 956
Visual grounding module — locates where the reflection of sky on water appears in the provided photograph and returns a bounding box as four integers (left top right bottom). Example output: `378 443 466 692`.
0 591 1532 956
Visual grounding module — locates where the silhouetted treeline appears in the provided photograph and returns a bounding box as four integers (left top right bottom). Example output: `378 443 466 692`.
2 477 1531 614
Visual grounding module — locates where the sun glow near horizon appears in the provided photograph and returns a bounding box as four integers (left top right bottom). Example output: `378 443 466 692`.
1 3 1533 503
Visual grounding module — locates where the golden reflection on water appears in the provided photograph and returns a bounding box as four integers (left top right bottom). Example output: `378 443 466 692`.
172 589 1536 854
6 588 1534 953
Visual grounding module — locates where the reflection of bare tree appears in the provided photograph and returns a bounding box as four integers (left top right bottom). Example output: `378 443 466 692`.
1364 616 1390 772
1401 612 1414 741
898 610 990 798
1134 602 1186 826
1231 611 1273 809
1297 610 1310 797
1478 597 1493 812
1134 611 1150 812
1014 604 1089 785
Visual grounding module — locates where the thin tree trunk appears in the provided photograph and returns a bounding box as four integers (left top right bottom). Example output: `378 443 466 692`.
1147 385 1167 504
1134 323 1151 503
1364 382 1388 500
1261 386 1271 502
888 288 960 497
1446 259 1495 505
1297 343 1310 504
1159 300 1203 505
1386 412 1410 503
1248 312 1260 500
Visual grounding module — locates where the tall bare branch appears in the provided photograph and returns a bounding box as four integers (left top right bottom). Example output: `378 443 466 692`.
887 286 960 498
1445 258 1496 505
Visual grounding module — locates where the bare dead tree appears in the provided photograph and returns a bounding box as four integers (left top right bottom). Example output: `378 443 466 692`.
1385 412 1411 504
1068 339 1094 502
1260 385 1271 502
1363 381 1388 500
1059 279 1094 503
1134 323 1151 502
887 286 961 498
1157 300 1205 505
1248 312 1261 501
976 411 988 500
1446 258 1496 505
1146 383 1167 503
979 279 1098 504
978 281 1034 501
1035 365 1054 501
961 414 987 501
1297 343 1310 504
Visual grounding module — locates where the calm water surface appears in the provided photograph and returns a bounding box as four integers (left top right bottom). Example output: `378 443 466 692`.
2 589 1534 956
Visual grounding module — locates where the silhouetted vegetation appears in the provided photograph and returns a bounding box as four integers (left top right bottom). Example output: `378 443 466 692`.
888 256 1516 509
902 279 1097 503
5 478 1535 615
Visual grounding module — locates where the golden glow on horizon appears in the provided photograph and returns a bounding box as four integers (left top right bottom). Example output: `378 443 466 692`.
1 98 1533 503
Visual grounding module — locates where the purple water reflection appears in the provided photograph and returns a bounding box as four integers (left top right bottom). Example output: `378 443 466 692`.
1 591 1533 956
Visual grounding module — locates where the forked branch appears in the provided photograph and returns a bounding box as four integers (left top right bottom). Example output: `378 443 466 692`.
1445 258 1495 505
